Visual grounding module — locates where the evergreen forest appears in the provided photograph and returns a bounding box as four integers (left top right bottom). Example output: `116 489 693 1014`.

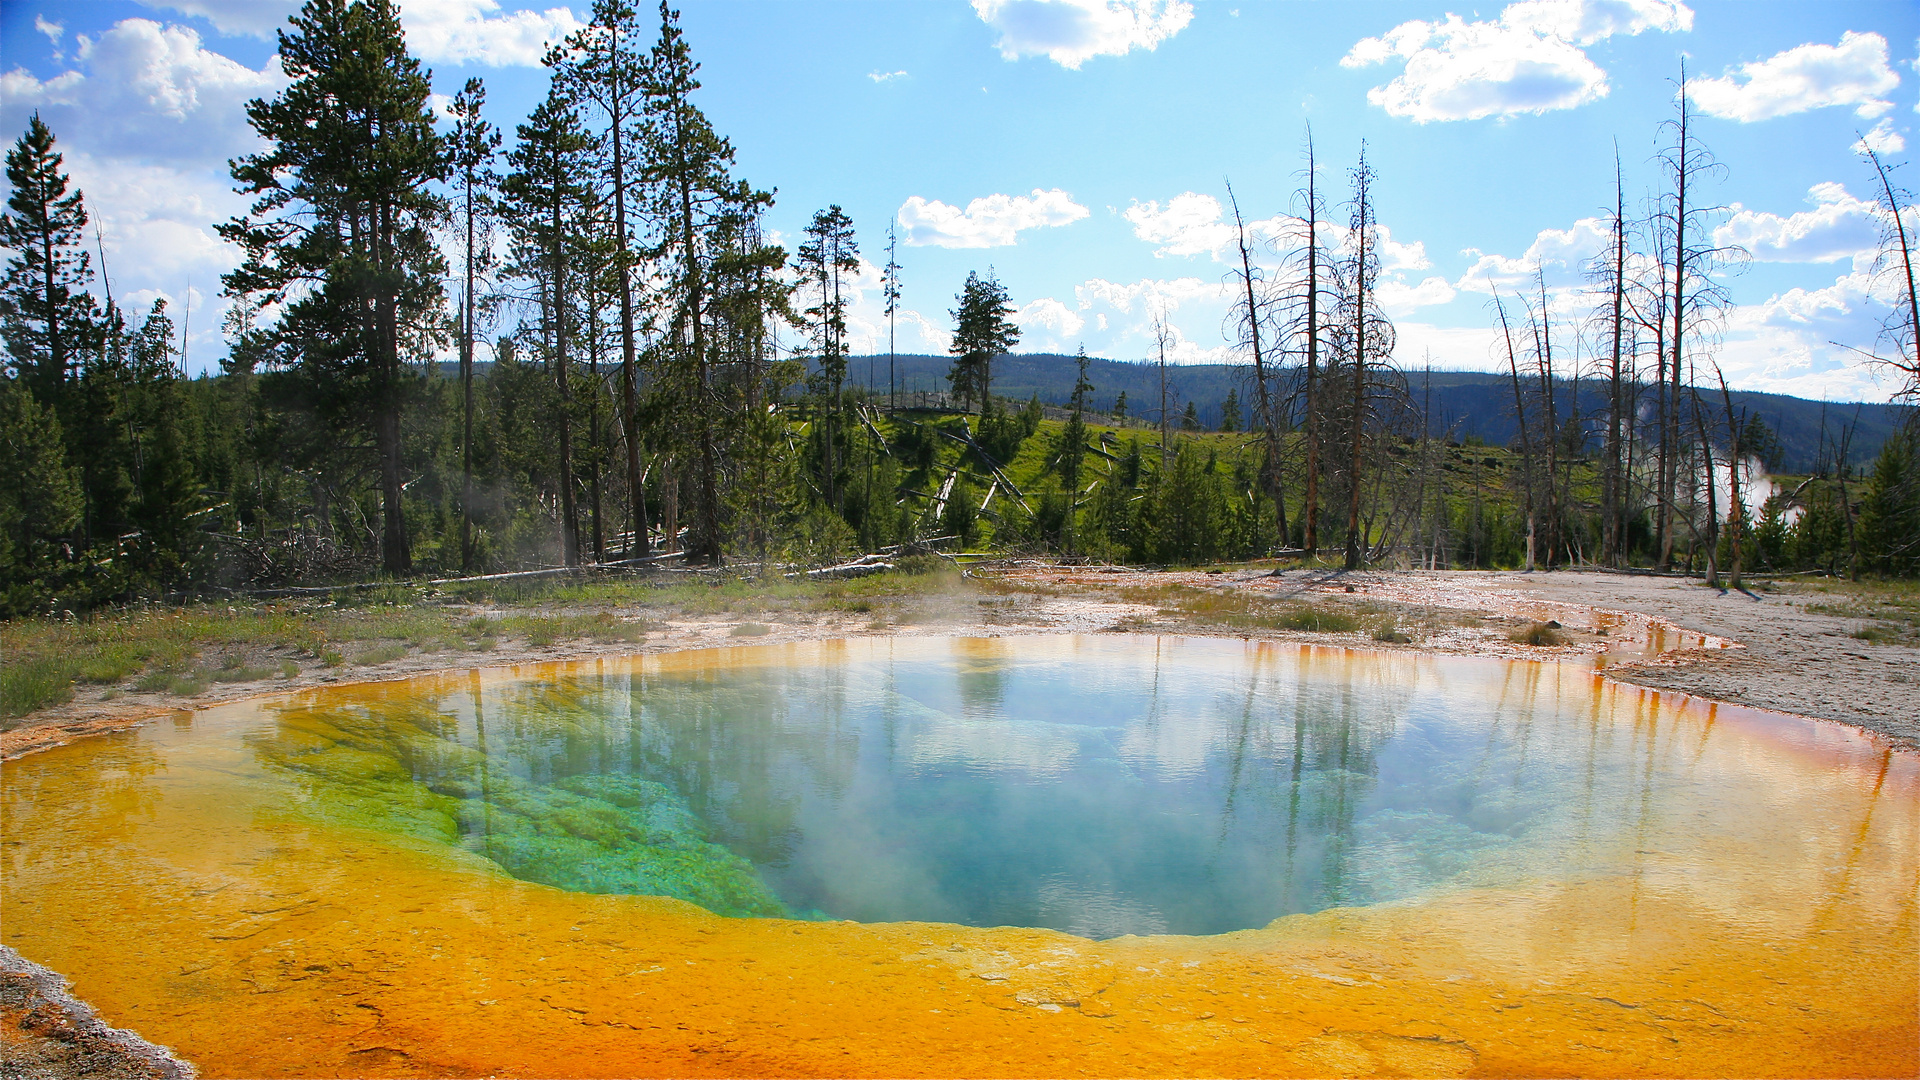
3 0 1917 619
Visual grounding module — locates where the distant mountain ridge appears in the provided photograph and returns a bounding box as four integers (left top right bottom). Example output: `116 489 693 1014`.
845 352 1908 474
431 352 1906 474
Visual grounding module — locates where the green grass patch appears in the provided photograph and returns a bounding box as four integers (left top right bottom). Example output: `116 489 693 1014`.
1274 605 1363 634
1 658 75 719
352 642 409 666
729 622 773 637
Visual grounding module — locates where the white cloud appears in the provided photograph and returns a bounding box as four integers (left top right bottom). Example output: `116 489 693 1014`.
1715 183 1882 266
1456 216 1612 293
1499 0 1691 45
1716 270 1907 401
1690 32 1899 122
869 70 908 83
64 151 253 374
1125 191 1430 272
401 0 583 67
35 15 64 48
1015 297 1087 348
1074 276 1222 315
1123 193 1238 257
972 0 1193 70
1853 118 1906 155
1342 0 1690 123
0 19 285 164
136 2 299 39
897 188 1090 248
140 0 579 66
1378 275 1459 315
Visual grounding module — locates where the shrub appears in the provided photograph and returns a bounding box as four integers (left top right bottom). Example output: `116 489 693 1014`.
1508 622 1567 647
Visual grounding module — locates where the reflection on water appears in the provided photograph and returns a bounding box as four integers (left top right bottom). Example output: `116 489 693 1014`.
3 636 1914 1079
100 634 1890 938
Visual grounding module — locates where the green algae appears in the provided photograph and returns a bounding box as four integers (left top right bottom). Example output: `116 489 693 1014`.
248 688 796 919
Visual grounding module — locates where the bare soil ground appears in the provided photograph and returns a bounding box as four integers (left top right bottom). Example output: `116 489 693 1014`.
7 567 1911 762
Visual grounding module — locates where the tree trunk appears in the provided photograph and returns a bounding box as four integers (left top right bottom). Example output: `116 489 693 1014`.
608 20 650 558
1227 183 1287 548
553 188 579 568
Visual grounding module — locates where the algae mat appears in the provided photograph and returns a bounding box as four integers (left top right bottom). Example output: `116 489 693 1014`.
2 636 1914 1077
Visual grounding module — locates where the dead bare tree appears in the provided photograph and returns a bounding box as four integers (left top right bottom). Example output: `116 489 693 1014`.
1494 289 1538 571
1152 307 1174 470
1588 145 1634 567
1224 179 1287 546
1275 126 1333 556
1337 143 1396 570
1860 146 1919 404
1653 61 1743 569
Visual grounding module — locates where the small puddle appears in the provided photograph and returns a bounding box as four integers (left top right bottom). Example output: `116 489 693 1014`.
3 636 1913 1078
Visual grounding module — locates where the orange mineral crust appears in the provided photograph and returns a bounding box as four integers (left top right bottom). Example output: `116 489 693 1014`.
3 638 1914 1078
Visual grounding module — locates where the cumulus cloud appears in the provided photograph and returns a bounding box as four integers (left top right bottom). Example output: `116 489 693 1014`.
972 0 1193 69
897 189 1090 248
139 0 579 66
1124 191 1429 271
1378 276 1459 315
1715 183 1882 266
1690 31 1899 122
1074 275 1222 315
1853 118 1906 155
0 17 289 372
0 18 285 164
1015 297 1087 347
1123 193 1240 257
869 70 908 83
402 0 583 67
1456 216 1613 295
136 1 300 39
1716 269 1909 400
1342 0 1690 122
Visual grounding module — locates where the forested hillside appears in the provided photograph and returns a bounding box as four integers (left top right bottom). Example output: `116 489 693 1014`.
2 0 1916 619
843 353 1907 473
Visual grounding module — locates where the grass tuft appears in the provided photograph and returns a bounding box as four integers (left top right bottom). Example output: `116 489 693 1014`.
1508 622 1568 647
353 643 409 666
2 658 74 718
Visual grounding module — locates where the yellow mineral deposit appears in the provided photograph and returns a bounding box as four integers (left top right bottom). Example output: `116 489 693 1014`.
3 637 1914 1078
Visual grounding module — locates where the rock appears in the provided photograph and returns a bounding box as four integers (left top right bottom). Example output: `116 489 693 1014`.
1 945 195 1079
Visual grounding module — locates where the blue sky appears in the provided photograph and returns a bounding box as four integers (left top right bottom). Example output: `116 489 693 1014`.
2 0 1916 400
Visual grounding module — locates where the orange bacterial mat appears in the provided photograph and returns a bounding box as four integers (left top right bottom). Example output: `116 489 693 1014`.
3 636 1914 1078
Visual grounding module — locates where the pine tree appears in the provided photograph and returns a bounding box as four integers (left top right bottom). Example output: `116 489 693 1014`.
125 300 201 587
555 0 652 557
796 205 858 513
220 0 448 575
640 1 761 564
1057 346 1094 556
948 269 1019 419
1219 387 1241 433
0 378 81 613
1 114 97 407
505 84 593 567
448 77 500 572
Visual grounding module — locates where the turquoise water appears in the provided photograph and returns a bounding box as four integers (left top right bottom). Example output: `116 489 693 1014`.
251 635 1712 937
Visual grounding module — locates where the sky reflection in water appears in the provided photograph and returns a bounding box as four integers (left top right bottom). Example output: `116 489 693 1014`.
245 636 1804 937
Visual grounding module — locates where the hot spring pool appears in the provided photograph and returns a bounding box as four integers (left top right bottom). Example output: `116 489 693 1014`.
4 636 1914 1078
